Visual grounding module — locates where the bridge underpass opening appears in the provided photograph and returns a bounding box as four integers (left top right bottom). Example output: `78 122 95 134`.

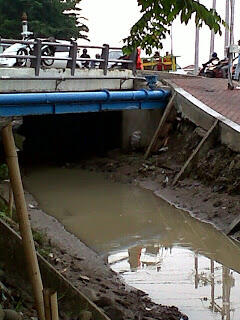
19 112 122 164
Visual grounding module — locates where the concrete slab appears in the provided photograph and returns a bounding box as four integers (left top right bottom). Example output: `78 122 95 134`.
0 68 135 93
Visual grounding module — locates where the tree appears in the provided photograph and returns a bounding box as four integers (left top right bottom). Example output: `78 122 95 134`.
124 0 225 54
0 0 88 40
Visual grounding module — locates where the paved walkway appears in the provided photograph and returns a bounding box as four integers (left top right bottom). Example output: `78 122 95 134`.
169 77 240 125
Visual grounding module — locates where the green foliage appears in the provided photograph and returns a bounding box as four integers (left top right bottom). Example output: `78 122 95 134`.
0 0 89 40
0 198 8 219
32 230 45 246
0 211 6 220
15 298 24 312
32 229 52 258
38 246 52 258
0 196 13 220
123 0 225 55
0 164 8 181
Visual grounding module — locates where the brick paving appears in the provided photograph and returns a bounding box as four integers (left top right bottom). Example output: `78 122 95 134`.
169 77 240 125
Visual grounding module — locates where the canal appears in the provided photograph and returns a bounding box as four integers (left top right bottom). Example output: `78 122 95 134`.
23 166 240 320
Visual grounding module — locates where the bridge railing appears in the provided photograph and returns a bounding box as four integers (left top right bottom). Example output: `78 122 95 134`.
0 38 137 76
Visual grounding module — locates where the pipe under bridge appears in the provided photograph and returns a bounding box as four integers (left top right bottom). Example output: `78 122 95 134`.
0 89 170 117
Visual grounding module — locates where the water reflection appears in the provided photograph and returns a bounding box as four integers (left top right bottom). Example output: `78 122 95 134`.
110 245 238 320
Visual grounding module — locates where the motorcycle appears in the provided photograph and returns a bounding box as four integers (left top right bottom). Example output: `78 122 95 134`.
16 37 56 67
199 59 229 78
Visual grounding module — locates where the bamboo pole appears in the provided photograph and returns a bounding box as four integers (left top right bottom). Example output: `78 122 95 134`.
43 289 59 320
50 291 59 320
43 289 51 320
172 119 218 186
8 184 13 219
144 93 176 159
1 123 45 320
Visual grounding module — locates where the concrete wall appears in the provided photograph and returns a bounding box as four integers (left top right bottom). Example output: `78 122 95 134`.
122 109 163 150
121 79 167 151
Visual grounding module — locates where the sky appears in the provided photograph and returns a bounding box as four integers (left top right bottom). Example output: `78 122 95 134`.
80 0 240 68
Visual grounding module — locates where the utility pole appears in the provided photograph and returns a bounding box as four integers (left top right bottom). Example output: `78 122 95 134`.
170 24 173 56
227 0 235 89
194 20 200 75
224 0 230 56
229 0 235 46
194 0 200 76
209 0 216 59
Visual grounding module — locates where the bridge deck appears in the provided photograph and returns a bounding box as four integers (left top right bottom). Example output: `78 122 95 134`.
0 68 136 93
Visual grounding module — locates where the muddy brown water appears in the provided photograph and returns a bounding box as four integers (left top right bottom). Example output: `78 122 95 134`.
24 166 240 320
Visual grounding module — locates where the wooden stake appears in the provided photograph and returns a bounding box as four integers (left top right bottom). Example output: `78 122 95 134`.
50 291 59 320
43 289 52 320
43 289 59 320
144 93 176 160
1 123 45 320
172 119 218 186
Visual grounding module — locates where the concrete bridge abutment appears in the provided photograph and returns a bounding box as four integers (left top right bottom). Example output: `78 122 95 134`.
121 109 163 151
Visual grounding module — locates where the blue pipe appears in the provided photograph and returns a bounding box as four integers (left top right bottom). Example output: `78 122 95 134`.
0 89 170 116
0 89 169 105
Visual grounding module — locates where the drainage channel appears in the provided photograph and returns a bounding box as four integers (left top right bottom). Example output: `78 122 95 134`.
23 166 240 320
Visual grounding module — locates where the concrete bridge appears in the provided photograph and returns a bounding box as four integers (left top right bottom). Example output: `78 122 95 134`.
0 38 173 154
0 38 170 112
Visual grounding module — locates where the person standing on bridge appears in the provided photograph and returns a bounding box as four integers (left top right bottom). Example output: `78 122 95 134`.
80 48 90 68
90 53 101 68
